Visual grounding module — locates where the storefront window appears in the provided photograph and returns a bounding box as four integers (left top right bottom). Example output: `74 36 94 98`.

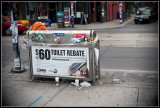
57 2 70 12
76 2 88 14
2 2 10 16
38 2 47 17
25 2 48 20
26 2 36 19
16 3 26 20
57 2 63 11
26 2 29 19
75 2 88 18
102 2 106 17
64 2 70 7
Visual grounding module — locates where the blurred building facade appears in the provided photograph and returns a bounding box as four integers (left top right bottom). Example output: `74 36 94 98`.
2 2 127 25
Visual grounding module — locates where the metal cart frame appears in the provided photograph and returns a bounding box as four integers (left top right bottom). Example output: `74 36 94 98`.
27 30 100 83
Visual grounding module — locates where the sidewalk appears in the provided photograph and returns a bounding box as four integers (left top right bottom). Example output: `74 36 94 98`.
2 59 158 106
2 43 158 106
2 13 158 106
48 14 136 30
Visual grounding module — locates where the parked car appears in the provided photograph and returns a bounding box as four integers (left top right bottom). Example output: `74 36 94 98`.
2 16 30 35
134 7 156 24
17 20 31 28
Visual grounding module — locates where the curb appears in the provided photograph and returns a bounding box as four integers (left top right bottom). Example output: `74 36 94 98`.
49 19 133 30
100 69 158 74
48 14 136 30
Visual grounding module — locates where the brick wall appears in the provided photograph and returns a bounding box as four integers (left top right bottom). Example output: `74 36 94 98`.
107 2 113 21
107 2 125 22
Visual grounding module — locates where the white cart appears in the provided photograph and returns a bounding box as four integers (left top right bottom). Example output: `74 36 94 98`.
27 30 100 83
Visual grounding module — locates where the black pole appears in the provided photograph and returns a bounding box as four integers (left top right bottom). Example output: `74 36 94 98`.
10 2 25 72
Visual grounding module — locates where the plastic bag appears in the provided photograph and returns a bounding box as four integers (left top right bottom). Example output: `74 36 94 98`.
80 81 91 87
21 36 27 49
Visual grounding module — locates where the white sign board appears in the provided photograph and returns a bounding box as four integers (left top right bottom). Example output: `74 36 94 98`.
31 46 90 78
76 12 81 18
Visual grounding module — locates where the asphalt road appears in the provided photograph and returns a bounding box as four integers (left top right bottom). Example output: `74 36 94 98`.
2 20 158 72
100 47 158 71
96 20 158 72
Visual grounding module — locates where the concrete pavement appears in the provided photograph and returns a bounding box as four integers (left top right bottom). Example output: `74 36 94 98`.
2 61 158 106
48 14 136 30
2 13 158 107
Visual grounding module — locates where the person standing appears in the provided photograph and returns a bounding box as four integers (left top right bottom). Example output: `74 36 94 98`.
39 3 43 16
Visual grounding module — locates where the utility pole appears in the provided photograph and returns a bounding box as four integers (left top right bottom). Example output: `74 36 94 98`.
71 2 74 28
10 2 25 72
119 2 123 24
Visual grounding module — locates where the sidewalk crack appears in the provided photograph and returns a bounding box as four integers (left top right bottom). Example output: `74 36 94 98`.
136 85 140 106
43 84 69 107
100 46 111 57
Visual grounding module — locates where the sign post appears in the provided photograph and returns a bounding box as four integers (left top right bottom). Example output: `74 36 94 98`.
71 2 74 28
10 2 25 72
119 2 123 24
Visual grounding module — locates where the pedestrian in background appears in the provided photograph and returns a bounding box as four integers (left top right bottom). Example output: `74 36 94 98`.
29 19 52 30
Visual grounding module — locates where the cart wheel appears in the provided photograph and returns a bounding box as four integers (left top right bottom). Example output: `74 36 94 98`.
97 67 101 79
30 73 35 82
29 76 34 82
